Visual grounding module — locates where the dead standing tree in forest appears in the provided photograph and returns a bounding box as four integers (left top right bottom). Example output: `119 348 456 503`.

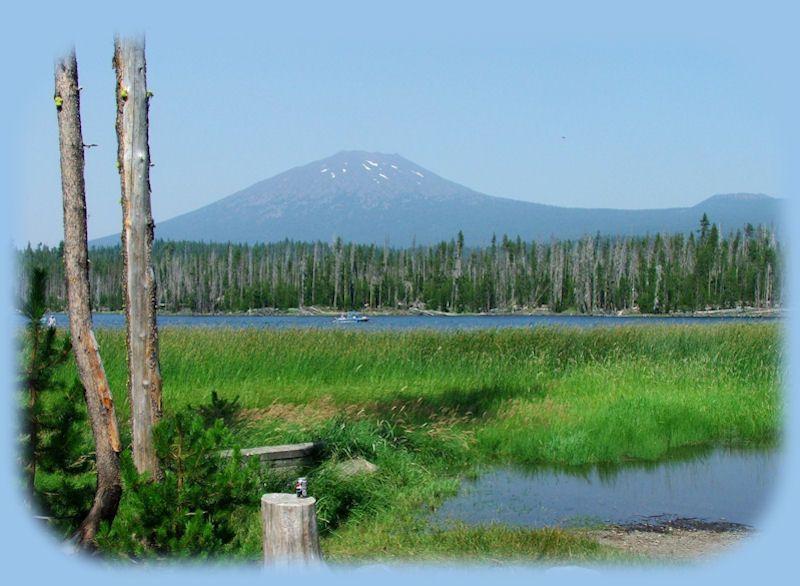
113 36 163 479
54 49 123 547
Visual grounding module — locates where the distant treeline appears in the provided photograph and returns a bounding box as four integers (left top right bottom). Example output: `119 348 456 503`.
16 215 782 315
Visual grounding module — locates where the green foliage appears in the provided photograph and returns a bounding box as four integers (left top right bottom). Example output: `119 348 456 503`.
192 390 241 429
325 523 616 563
86 324 782 446
96 410 263 559
17 266 95 536
45 323 781 562
298 415 466 535
22 378 95 535
298 417 401 532
14 216 783 315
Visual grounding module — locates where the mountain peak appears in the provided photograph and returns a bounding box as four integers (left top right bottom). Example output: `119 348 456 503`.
244 150 490 212
308 150 432 190
90 151 781 247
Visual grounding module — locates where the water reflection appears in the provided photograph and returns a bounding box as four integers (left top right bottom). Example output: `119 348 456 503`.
431 447 779 529
34 312 781 331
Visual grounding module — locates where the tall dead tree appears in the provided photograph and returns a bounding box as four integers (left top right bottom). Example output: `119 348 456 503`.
113 36 163 479
55 49 123 547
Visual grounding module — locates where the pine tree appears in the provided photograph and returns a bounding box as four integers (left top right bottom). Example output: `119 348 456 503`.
15 223 784 316
96 410 262 558
18 267 95 536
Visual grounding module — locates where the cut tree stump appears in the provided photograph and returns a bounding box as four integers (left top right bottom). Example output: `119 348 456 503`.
261 493 324 566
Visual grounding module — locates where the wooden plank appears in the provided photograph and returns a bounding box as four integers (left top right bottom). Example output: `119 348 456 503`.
220 442 322 465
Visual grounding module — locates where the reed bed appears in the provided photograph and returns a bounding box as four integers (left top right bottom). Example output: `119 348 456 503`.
74 322 781 562
87 322 781 463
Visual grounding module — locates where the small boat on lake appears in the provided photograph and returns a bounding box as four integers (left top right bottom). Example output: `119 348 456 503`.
335 312 369 323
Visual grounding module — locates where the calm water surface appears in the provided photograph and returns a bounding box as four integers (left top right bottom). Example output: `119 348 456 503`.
41 313 780 331
431 447 779 530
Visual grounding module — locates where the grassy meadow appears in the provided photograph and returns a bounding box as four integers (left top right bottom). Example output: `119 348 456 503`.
58 322 782 563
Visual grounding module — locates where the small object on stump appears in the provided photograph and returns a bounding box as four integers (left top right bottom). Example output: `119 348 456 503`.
295 477 307 498
261 493 323 566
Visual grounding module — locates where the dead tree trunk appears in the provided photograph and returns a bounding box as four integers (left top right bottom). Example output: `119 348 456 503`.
113 36 163 479
55 49 123 548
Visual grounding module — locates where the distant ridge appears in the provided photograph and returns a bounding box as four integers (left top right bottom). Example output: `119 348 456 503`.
91 151 782 247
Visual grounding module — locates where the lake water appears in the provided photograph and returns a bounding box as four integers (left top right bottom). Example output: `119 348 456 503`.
37 312 780 331
430 447 780 530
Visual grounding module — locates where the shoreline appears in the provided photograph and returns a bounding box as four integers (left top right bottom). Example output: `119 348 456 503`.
586 526 753 563
84 306 785 319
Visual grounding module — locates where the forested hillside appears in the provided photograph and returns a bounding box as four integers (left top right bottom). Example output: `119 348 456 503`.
17 216 781 315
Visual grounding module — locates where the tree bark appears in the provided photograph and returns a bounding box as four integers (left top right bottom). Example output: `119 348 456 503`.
55 48 122 548
113 36 163 479
261 494 324 566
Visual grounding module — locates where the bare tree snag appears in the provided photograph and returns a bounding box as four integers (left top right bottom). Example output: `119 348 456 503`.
55 48 122 548
113 35 163 479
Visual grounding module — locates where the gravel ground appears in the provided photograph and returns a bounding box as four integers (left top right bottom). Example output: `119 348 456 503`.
588 526 753 562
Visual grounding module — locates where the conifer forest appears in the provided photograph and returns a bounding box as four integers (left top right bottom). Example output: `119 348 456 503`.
16 216 782 316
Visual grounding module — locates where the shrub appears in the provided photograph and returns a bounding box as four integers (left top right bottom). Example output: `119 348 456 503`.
192 390 241 429
96 411 263 559
17 267 95 537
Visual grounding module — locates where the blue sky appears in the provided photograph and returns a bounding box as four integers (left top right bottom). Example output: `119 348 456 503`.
2 2 800 585
4 1 796 248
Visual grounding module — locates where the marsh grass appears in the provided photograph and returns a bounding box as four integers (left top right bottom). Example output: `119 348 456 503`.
57 322 781 562
323 521 623 565
86 323 781 451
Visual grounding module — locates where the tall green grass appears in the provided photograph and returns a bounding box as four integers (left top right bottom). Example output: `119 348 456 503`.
52 322 782 562
83 323 781 463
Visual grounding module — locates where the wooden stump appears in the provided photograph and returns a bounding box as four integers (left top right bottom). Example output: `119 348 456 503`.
261 493 324 566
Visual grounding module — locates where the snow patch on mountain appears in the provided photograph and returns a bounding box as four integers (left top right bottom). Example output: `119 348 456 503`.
88 149 779 249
